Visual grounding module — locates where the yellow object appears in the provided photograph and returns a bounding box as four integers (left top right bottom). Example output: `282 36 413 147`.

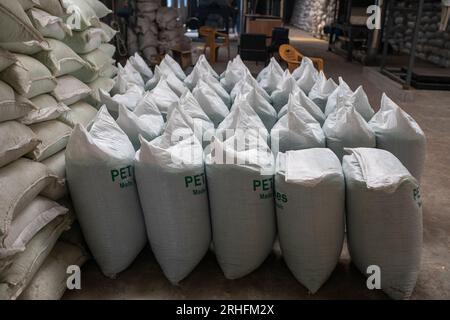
199 26 230 64
279 44 324 73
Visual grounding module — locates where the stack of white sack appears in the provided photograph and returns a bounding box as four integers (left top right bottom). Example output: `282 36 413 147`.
0 0 88 300
156 6 190 55
133 0 160 60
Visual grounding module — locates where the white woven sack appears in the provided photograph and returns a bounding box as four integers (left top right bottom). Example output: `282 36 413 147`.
325 77 375 121
116 94 164 150
278 90 326 125
135 109 211 284
99 84 144 115
271 98 325 153
257 57 283 82
369 94 426 180
193 79 229 128
258 59 284 95
308 71 338 112
343 148 422 300
234 89 277 131
205 133 276 279
292 57 318 95
275 149 344 293
271 70 302 112
159 54 186 81
322 104 375 161
129 52 153 83
65 106 147 278
147 78 179 119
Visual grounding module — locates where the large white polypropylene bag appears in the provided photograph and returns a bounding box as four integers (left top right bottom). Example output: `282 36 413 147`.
271 99 325 153
196 54 218 78
159 54 186 81
216 98 269 145
145 65 162 91
147 78 179 119
278 91 326 125
99 84 144 115
135 112 211 284
257 57 284 82
292 57 318 95
193 79 229 128
234 89 277 131
324 77 353 115
128 52 153 83
308 71 338 112
230 73 271 104
343 148 422 300
205 133 276 279
65 106 147 277
369 94 426 180
158 68 188 97
275 149 345 293
322 106 376 161
292 56 314 80
168 91 215 148
184 55 219 90
271 70 301 112
201 73 231 108
116 96 164 150
258 61 284 95
184 63 204 91
220 56 249 93
122 62 145 89
324 77 375 121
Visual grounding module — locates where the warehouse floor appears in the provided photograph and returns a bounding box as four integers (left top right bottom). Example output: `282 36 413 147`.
64 28 450 300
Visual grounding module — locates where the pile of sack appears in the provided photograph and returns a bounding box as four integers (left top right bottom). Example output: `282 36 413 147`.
64 49 426 300
156 6 188 54
127 1 189 63
0 0 117 300
128 0 160 60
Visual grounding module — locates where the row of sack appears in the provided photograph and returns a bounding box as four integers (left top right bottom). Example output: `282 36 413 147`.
0 0 114 300
101 53 426 182
65 104 423 300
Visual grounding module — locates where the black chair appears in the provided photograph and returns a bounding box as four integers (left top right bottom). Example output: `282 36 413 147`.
268 27 290 56
238 33 269 64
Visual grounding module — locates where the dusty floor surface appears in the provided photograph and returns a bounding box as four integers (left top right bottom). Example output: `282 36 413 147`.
64 28 449 300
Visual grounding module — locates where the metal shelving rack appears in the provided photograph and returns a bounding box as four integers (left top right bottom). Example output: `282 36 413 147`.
379 0 425 89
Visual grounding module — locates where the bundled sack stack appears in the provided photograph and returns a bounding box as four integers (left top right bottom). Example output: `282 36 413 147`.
156 6 189 55
127 1 189 64
0 0 117 300
131 0 160 61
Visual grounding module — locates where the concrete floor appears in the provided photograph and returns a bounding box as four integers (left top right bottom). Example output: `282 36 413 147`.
64 28 450 300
